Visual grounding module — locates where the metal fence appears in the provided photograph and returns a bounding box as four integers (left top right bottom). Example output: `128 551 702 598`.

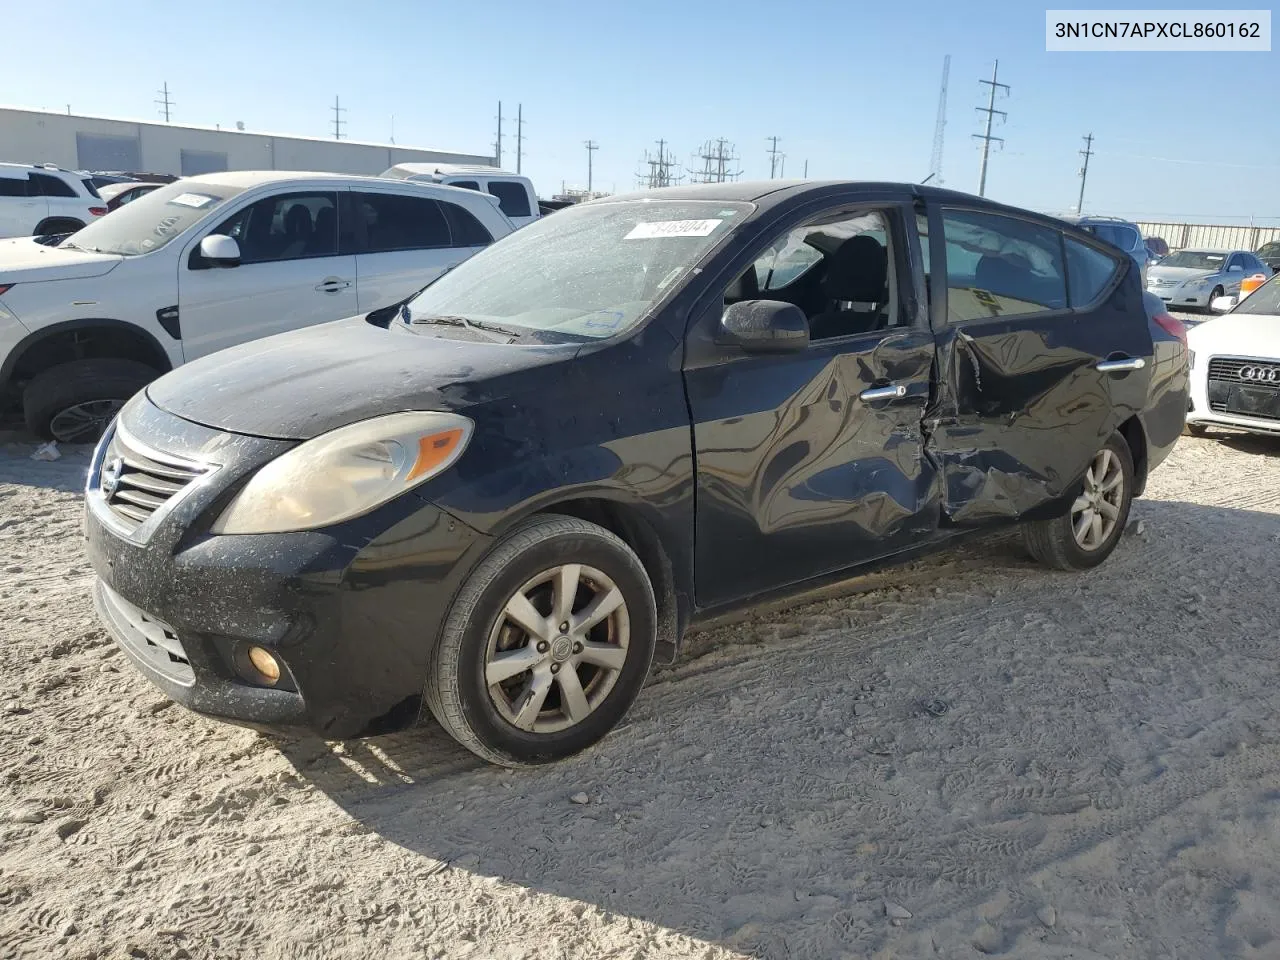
1136 221 1280 252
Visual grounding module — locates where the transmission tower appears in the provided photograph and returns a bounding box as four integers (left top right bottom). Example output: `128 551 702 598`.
331 96 346 140
689 139 741 183
928 55 950 184
972 60 1009 197
637 139 682 189
155 82 174 123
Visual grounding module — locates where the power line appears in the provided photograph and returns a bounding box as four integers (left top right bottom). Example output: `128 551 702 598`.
1076 133 1095 214
331 96 346 140
155 82 174 123
767 136 783 179
515 104 524 174
929 54 950 184
584 140 599 193
972 59 1009 197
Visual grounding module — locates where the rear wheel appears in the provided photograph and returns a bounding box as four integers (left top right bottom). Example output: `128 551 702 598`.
1022 434 1134 571
22 359 158 443
424 515 657 766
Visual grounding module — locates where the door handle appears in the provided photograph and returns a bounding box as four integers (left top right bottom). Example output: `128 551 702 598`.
1095 357 1146 373
315 278 352 293
858 383 908 402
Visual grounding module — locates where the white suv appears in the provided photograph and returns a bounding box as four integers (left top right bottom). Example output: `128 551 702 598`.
0 163 108 238
0 171 513 440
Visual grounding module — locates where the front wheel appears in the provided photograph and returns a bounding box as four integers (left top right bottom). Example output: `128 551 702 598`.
424 515 657 766
1207 285 1225 311
1022 434 1134 571
22 358 158 443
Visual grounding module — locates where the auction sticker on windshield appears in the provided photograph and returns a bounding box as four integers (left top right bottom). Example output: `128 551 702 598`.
168 193 217 209
625 219 725 239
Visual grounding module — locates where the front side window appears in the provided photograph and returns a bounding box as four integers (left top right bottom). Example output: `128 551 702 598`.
30 173 77 198
487 181 531 219
404 200 751 341
943 209 1066 322
60 180 247 256
1065 237 1121 307
349 192 450 253
211 191 339 264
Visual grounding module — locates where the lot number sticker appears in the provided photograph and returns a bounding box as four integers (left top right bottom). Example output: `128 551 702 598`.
625 219 724 239
169 193 217 209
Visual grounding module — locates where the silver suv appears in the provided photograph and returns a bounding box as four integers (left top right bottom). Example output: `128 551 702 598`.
1058 215 1148 285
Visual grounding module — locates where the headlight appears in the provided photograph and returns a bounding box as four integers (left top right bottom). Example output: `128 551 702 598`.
211 411 473 534
1190 277 1214 288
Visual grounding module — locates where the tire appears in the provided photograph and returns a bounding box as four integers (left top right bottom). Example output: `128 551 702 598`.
424 514 657 766
33 218 85 237
22 359 158 443
1207 285 1225 312
1184 423 1209 437
1021 433 1134 571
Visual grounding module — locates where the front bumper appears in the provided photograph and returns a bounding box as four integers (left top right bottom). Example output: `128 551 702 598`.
85 396 492 739
1186 355 1280 436
1148 284 1215 307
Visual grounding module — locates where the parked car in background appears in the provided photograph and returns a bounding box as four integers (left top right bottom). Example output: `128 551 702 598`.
0 172 513 441
98 180 165 212
1059 215 1149 283
0 163 107 238
1146 248 1273 311
1186 274 1280 436
82 180 1187 765
1256 241 1280 273
381 163 539 228
86 173 139 189
1144 236 1169 263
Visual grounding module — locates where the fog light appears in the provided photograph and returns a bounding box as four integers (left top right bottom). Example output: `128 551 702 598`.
246 646 281 685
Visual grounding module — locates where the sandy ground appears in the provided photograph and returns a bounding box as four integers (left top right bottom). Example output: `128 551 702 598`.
2 424 1280 960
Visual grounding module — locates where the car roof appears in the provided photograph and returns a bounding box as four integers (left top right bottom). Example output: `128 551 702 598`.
387 162 521 178
0 161 79 178
1179 248 1239 255
180 170 503 203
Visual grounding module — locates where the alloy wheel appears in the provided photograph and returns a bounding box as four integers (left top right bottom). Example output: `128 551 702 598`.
485 563 630 734
48 399 124 443
1070 448 1124 551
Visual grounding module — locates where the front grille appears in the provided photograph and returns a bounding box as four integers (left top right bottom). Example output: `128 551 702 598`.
95 581 193 684
1207 356 1280 384
1151 278 1179 287
98 427 208 533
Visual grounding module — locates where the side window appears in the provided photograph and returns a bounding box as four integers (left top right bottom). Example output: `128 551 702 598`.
29 173 77 198
0 176 26 198
1117 225 1139 252
80 179 102 200
1065 237 1121 308
440 201 493 248
351 192 450 253
942 209 1066 322
725 208 903 340
1226 254 1243 272
487 181 531 219
449 180 479 191
209 191 338 265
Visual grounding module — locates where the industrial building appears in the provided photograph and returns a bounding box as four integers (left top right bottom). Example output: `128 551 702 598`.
0 105 495 179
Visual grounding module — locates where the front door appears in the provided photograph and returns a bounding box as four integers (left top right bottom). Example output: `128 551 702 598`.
922 204 1153 524
178 189 358 360
683 199 939 609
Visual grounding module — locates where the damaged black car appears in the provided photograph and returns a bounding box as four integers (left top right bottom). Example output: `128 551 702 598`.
84 180 1190 765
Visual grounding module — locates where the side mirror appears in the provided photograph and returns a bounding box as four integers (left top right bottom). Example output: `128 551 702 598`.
199 234 241 268
1211 295 1238 312
716 300 809 354
1228 264 1244 273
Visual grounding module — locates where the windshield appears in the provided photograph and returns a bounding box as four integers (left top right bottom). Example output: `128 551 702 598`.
404 199 752 340
63 180 246 256
1158 251 1225 270
1234 275 1280 316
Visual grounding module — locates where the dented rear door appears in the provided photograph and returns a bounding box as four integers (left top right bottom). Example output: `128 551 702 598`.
921 203 1152 525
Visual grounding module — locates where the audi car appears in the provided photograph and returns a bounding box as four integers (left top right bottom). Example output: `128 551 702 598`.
1187 273 1280 436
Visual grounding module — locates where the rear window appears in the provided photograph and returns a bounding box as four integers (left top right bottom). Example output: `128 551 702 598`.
487 181 532 219
30 172 77 199
1066 237 1121 307
1084 222 1138 252
449 181 479 191
942 209 1067 321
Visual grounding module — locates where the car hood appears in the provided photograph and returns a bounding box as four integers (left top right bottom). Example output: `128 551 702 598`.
0 237 124 282
146 316 577 440
1148 265 1219 283
1187 311 1280 358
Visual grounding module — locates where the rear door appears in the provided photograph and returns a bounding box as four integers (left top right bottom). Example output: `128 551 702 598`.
0 172 43 236
344 189 461 312
923 204 1152 525
179 188 358 360
683 195 940 609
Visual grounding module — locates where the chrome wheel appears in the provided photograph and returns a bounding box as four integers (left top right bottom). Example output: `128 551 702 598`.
485 563 630 734
48 399 124 443
1071 447 1124 550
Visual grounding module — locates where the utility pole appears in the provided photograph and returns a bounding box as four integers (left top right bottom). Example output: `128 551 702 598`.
515 104 524 174
389 115 395 144
972 59 1009 197
767 136 783 179
585 140 598 193
637 139 682 188
690 139 741 183
929 54 950 185
331 96 346 140
803 159 809 178
1076 133 1095 214
155 82 174 123
495 101 503 167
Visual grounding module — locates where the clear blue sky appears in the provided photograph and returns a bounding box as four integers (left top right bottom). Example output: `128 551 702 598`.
4 0 1277 223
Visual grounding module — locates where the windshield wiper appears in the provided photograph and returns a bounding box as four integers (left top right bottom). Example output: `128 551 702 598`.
406 310 521 343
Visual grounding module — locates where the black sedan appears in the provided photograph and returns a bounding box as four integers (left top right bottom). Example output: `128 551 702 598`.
84 180 1189 765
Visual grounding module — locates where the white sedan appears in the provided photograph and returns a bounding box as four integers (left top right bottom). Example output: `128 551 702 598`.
1186 274 1280 436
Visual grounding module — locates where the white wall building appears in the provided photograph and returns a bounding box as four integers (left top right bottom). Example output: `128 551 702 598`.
0 105 495 178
